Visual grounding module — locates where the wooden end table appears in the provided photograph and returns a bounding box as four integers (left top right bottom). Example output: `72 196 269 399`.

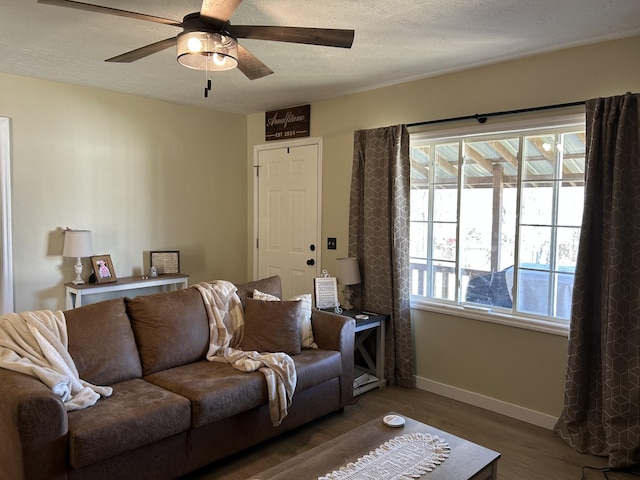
341 309 389 396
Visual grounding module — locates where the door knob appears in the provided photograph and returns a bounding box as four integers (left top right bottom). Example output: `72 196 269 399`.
306 259 315 266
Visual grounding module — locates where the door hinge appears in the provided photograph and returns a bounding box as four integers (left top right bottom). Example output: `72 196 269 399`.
253 165 259 176
256 238 259 249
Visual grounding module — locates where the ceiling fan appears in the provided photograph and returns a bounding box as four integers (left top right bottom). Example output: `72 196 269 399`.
38 0 355 94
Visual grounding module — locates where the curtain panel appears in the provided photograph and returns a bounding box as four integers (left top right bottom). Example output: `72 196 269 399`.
554 93 640 468
349 125 414 388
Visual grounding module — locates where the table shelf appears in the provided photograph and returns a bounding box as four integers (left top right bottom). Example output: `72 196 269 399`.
65 273 189 309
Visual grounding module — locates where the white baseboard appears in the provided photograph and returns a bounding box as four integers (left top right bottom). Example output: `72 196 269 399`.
415 376 558 430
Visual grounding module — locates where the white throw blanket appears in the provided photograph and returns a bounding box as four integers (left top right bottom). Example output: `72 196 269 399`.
0 310 112 411
193 281 297 426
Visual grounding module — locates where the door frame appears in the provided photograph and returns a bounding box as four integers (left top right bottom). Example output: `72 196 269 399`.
252 137 323 282
0 118 13 314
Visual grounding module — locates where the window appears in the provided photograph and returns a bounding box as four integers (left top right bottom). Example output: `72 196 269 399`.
410 115 585 331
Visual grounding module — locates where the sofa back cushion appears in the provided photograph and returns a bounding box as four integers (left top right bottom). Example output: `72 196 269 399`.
234 275 282 308
66 298 142 385
126 287 209 375
242 298 302 355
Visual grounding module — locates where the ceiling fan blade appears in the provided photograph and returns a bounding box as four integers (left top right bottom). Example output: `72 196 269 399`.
228 25 354 49
105 37 177 63
200 0 243 26
37 0 182 27
237 44 273 80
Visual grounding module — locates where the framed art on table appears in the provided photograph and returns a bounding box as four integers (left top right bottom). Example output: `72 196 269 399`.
90 255 117 284
314 276 339 310
150 250 180 274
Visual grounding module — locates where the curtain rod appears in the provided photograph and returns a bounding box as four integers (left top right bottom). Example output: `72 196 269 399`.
406 100 585 128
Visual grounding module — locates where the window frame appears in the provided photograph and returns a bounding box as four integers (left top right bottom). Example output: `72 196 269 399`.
409 113 585 336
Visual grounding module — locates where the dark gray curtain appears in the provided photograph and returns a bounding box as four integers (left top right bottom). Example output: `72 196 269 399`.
349 125 414 388
554 93 640 468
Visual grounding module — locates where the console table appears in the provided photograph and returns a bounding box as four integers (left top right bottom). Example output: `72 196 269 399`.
65 273 189 309
341 309 389 396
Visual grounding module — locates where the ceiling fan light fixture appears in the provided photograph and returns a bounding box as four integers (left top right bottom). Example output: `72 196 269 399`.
176 31 238 71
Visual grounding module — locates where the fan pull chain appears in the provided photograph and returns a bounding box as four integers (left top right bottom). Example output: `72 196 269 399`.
204 55 212 98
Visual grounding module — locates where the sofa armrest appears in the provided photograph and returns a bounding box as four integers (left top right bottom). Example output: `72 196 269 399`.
0 369 68 480
310 309 355 407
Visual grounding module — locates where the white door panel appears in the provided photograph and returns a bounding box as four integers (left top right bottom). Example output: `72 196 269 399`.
256 140 321 300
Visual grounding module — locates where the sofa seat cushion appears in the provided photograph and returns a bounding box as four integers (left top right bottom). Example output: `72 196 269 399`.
67 378 191 469
293 349 342 393
144 360 268 428
145 349 342 429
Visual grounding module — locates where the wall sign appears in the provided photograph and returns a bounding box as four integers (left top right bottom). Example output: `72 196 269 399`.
265 104 310 141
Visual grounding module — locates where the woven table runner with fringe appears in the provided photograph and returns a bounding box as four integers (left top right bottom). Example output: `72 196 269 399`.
318 432 450 480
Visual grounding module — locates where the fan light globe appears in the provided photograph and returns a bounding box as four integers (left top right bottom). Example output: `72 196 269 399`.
187 37 203 53
177 31 238 71
213 53 228 66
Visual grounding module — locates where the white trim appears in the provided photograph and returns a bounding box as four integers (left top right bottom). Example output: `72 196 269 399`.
0 118 13 314
411 300 570 337
252 137 323 281
415 376 558 430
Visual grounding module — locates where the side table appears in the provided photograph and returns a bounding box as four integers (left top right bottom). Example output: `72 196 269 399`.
65 273 189 309
341 309 389 396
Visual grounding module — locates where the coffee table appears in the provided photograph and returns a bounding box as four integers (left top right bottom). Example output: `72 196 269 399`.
250 412 500 480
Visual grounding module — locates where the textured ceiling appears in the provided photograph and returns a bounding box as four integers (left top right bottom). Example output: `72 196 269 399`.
1 0 639 115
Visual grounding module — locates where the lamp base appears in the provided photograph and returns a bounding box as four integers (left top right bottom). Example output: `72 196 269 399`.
72 257 85 285
342 286 355 310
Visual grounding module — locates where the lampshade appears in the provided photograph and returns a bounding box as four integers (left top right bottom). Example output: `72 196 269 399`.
63 230 94 258
335 257 361 286
176 31 238 71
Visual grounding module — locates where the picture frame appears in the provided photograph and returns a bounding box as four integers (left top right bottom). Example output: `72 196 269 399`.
314 276 339 310
90 255 117 284
150 250 180 274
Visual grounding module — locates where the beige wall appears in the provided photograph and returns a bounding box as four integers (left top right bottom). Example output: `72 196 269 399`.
2 34 638 421
246 35 640 419
1 73 248 312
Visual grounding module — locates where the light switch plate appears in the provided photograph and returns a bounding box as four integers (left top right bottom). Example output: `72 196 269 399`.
327 237 337 250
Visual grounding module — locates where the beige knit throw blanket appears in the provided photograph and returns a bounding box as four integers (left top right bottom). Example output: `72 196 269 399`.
0 310 112 411
193 281 297 426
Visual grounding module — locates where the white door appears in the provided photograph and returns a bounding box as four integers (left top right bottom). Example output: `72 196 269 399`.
255 138 321 299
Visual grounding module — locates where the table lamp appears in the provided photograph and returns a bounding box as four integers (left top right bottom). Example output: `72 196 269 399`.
63 229 94 285
335 257 361 310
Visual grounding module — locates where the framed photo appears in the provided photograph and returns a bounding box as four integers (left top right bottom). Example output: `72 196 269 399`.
314 276 339 310
150 250 180 274
90 255 117 284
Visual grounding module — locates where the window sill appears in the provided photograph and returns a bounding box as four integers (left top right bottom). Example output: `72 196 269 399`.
410 299 570 337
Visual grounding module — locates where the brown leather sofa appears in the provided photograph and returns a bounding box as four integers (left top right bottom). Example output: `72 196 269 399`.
0 276 355 480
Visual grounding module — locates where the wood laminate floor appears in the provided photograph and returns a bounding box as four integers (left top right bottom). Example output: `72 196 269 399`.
188 386 640 480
